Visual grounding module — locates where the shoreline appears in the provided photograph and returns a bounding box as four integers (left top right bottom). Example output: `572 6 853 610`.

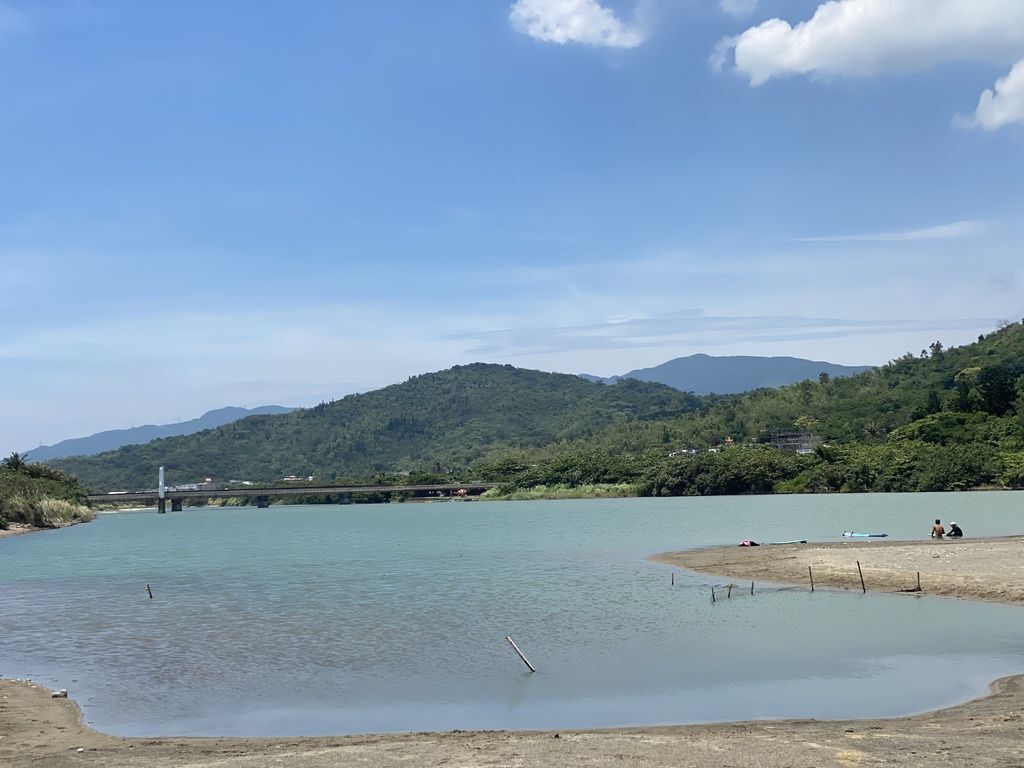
0 518 93 539
5 537 1024 766
3 674 1024 768
652 535 1024 605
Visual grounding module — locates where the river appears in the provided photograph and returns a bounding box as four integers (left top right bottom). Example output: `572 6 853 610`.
1 492 1022 736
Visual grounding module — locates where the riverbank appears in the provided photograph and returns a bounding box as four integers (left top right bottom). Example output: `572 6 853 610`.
0 518 93 539
653 535 1024 604
2 674 1022 768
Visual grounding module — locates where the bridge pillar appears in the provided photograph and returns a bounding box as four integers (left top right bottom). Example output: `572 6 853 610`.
171 498 183 512
255 495 270 508
340 492 351 505
157 498 166 514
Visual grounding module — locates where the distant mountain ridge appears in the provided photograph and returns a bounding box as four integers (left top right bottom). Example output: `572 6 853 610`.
52 364 702 491
582 354 873 394
25 405 295 461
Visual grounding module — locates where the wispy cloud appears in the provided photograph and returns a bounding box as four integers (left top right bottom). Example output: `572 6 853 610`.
509 0 646 49
796 220 982 243
0 1 29 42
719 0 758 20
957 57 1024 131
449 311 989 357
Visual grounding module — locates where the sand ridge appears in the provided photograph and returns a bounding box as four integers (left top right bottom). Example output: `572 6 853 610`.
653 535 1024 604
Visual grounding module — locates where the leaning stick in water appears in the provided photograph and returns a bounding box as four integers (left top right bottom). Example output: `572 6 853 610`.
505 635 536 673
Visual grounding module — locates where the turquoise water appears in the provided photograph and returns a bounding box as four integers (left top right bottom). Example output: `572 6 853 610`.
1 493 1023 736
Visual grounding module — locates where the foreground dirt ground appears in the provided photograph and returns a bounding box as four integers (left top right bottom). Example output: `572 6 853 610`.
653 535 1024 604
2 675 1023 768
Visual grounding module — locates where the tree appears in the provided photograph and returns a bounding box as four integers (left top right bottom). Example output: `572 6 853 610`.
794 415 819 433
819 372 830 384
952 367 981 412
977 365 1016 416
2 452 27 472
929 341 944 357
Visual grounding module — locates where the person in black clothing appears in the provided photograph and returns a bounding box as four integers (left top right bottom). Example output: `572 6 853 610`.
948 521 964 538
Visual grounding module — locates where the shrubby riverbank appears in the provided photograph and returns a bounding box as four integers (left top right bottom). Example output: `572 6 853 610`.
0 454 94 533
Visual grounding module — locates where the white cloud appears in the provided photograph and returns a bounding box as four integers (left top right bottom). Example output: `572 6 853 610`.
797 220 982 243
509 0 645 48
720 0 1024 86
958 57 1024 131
719 0 758 20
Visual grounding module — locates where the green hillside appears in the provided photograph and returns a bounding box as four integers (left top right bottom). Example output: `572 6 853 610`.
476 322 1024 495
49 324 1024 497
54 364 703 491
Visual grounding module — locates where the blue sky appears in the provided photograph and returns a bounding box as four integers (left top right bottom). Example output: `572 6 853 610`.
2 0 1023 454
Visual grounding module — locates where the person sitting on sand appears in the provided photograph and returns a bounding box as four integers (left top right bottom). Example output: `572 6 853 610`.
948 521 963 538
931 519 945 539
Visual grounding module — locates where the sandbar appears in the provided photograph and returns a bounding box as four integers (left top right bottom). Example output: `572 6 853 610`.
653 535 1024 604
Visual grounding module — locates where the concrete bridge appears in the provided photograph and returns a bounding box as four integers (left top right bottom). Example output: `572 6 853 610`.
87 482 497 511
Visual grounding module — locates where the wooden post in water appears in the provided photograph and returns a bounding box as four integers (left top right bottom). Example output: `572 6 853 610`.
856 561 866 593
917 571 921 592
671 572 674 586
751 581 754 595
505 636 536 673
146 584 153 599
808 566 814 592
727 583 733 599
711 587 716 604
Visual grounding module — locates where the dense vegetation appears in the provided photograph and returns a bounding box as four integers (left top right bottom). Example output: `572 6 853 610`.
476 322 1024 495
0 453 94 529
54 364 702 491
48 323 1024 498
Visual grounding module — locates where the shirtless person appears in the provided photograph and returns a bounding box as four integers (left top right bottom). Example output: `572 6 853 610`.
931 519 945 539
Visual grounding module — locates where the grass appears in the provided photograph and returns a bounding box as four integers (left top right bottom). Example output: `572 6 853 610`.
0 496 95 529
482 483 640 501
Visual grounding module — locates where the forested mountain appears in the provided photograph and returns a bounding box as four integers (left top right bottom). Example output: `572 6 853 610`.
53 364 702 491
48 324 1024 498
479 323 1024 495
26 405 294 461
582 354 872 394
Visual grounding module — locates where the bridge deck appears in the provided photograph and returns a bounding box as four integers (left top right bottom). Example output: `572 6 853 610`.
87 483 496 504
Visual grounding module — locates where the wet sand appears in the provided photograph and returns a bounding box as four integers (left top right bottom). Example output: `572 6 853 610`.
653 536 1024 604
3 675 1024 768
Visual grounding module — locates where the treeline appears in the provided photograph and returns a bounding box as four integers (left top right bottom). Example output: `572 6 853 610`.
476 440 1024 497
0 453 95 529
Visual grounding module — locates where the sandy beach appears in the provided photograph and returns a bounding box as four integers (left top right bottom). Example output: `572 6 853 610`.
0 523 44 539
3 674 1023 768
4 536 1024 767
653 535 1024 604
